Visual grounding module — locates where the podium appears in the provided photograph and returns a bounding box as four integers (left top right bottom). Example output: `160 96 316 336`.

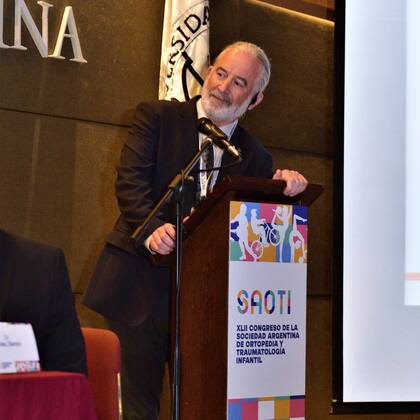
173 176 322 420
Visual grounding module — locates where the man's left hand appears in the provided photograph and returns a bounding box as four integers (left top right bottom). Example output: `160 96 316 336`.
273 169 308 196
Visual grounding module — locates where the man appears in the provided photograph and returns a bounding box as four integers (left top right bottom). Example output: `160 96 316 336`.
82 42 307 419
0 229 87 375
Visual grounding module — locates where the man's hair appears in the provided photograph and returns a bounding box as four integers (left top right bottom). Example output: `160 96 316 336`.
215 41 271 94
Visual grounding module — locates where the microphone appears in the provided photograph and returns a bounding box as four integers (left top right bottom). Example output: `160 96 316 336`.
197 117 241 160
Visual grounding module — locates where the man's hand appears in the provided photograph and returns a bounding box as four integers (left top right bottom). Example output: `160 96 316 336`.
273 169 308 196
149 223 176 255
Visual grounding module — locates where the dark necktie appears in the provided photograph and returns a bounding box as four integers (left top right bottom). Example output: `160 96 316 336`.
203 139 214 174
195 140 214 205
202 141 214 189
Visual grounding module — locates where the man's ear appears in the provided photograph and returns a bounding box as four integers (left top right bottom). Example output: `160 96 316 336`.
247 91 264 111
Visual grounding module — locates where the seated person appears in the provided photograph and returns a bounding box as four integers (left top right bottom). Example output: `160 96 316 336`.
0 229 87 375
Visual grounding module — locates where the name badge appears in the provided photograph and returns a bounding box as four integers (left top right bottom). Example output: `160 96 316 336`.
0 323 40 373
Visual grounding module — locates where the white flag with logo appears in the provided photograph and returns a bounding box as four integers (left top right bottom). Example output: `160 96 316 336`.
159 0 210 101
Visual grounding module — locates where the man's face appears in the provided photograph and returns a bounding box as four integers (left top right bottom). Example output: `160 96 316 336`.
201 48 263 126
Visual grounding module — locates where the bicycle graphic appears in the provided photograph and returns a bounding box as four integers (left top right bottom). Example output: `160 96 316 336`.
249 210 307 262
250 222 282 260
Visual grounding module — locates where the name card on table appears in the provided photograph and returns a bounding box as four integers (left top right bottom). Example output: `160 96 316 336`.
0 323 40 374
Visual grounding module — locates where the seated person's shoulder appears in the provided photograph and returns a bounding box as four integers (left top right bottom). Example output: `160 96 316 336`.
0 229 87 375
0 230 62 257
0 229 62 268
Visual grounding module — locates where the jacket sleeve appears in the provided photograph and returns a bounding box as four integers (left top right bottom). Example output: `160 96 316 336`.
252 148 274 179
115 102 167 240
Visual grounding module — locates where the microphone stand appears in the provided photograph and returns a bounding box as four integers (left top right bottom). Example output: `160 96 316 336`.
130 139 214 420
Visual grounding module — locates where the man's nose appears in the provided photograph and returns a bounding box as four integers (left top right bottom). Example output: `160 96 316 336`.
218 78 231 93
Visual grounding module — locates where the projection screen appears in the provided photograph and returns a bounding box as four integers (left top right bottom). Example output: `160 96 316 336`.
333 0 420 413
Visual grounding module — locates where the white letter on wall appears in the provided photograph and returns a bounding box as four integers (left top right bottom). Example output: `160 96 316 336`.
0 0 11 48
50 6 87 63
13 0 53 56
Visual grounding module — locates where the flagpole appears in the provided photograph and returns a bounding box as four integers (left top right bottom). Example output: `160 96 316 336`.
158 1 210 417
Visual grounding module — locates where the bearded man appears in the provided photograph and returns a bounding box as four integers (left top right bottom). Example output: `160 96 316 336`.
82 41 307 420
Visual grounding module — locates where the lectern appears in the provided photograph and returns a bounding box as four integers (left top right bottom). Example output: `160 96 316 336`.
173 175 322 420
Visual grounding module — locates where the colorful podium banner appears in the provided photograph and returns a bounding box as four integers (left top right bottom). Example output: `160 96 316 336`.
227 201 308 420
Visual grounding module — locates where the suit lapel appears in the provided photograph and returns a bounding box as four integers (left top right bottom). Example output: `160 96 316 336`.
177 99 201 213
219 125 243 180
178 98 200 163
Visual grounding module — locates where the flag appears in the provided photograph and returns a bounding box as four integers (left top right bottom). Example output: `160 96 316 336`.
159 0 210 101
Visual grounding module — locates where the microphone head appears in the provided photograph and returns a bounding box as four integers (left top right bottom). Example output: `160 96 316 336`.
197 118 242 160
197 117 227 139
197 117 213 135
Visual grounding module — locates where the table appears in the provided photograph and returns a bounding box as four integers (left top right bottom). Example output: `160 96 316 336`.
0 371 98 420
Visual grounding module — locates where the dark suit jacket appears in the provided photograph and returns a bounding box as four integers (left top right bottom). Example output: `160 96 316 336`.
0 230 87 375
82 98 273 326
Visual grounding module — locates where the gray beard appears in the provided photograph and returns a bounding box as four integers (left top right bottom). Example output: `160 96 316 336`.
201 89 252 124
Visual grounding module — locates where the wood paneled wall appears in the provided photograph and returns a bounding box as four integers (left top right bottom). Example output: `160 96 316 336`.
3 1 411 419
